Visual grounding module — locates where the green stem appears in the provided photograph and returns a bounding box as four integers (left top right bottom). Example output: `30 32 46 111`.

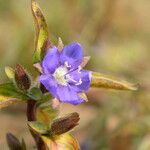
27 100 46 150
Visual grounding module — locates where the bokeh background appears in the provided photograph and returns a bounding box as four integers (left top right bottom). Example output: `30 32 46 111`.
0 0 150 149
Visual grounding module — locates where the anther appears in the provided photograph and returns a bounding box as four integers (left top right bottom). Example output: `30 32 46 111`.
64 61 71 68
77 66 82 73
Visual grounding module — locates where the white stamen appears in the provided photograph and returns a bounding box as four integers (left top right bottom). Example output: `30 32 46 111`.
66 74 77 83
53 66 68 86
64 61 71 68
66 74 82 86
77 66 82 73
53 64 83 87
75 79 82 86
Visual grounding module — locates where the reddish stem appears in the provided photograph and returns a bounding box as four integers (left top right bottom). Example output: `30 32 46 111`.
27 100 46 150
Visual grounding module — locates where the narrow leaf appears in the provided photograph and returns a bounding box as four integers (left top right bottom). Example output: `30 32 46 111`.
31 0 52 63
91 72 138 91
0 83 29 109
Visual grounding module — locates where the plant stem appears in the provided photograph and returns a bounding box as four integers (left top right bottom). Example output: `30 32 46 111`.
27 100 46 150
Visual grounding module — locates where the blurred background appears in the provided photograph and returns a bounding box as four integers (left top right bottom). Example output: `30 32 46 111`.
0 0 150 149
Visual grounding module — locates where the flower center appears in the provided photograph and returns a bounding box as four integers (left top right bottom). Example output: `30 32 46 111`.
53 66 68 86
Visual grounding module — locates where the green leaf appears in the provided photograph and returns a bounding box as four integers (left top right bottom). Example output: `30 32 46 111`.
0 83 28 99
36 104 58 126
42 133 80 150
41 94 52 102
27 87 43 101
31 0 51 63
0 83 29 109
90 71 138 91
27 87 52 102
28 121 49 135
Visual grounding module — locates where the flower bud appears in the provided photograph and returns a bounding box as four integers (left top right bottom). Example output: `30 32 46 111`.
6 133 22 150
15 64 31 91
50 112 80 136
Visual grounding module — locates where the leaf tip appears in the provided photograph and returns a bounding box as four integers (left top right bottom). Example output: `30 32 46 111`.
6 133 21 149
126 83 139 91
5 66 15 79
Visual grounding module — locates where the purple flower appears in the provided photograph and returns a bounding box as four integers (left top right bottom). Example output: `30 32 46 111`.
39 42 91 105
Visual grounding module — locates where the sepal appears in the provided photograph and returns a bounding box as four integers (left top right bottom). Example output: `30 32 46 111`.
80 56 91 68
57 37 64 52
78 93 88 102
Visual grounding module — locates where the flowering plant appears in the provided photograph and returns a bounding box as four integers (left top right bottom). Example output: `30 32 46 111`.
39 42 91 105
0 0 138 149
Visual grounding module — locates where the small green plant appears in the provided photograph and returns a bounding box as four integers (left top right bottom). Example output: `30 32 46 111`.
0 0 138 149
